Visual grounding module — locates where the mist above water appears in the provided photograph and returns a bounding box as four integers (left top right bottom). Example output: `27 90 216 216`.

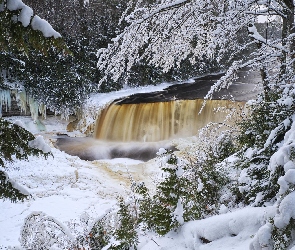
55 136 174 161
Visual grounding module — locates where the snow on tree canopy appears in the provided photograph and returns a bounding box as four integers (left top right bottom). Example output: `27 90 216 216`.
97 0 255 83
274 192 295 229
5 0 61 38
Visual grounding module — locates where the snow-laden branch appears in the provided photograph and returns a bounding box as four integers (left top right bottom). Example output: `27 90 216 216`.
201 46 282 112
248 24 287 52
98 0 295 107
129 0 191 24
246 0 288 17
3 0 61 38
98 0 256 83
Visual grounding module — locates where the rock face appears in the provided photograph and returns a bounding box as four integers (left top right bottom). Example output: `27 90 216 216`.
114 70 262 104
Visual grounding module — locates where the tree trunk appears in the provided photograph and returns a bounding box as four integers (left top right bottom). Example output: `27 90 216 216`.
281 0 295 76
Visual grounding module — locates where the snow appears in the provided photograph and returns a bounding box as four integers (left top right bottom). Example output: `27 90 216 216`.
139 207 275 250
28 135 51 153
219 204 229 214
250 223 273 250
6 0 24 11
4 0 61 38
197 181 204 192
173 199 184 225
86 81 173 109
0 114 160 248
18 5 33 27
0 84 292 249
157 147 167 155
0 114 276 250
31 15 61 38
274 192 295 229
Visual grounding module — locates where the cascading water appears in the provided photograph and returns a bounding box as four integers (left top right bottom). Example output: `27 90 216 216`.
56 99 244 161
95 99 243 142
57 69 260 161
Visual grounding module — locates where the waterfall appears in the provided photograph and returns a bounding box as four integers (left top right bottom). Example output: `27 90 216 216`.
95 99 244 142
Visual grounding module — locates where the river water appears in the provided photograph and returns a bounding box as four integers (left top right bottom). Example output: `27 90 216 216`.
56 71 262 161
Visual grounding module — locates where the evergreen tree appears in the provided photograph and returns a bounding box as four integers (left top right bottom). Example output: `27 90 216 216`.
110 197 138 250
138 152 184 235
237 91 293 206
0 0 65 86
0 119 51 201
0 0 62 202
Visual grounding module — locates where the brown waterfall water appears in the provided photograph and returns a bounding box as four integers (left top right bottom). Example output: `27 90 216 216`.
56 99 245 161
95 99 243 142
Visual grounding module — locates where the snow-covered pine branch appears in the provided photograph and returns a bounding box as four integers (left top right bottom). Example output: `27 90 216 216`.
1 0 61 38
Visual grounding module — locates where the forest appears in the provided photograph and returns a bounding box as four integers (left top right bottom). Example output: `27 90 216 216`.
1 0 295 249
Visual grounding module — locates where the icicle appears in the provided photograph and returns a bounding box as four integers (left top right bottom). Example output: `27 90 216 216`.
60 108 70 121
28 97 39 123
15 90 48 122
16 91 28 114
0 90 12 117
38 103 47 119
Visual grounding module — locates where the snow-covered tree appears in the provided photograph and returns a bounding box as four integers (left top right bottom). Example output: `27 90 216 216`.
0 0 61 202
98 0 295 248
0 119 52 201
97 1 294 94
0 0 64 86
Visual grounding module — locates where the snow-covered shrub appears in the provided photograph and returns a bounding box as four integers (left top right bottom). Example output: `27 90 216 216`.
176 121 240 215
89 198 138 250
136 151 186 235
89 218 111 249
235 82 295 249
0 119 51 202
132 142 233 236
269 115 295 249
237 89 294 206
108 197 139 250
20 212 74 249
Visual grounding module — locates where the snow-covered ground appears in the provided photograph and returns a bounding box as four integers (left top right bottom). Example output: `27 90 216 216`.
0 126 276 250
0 84 275 249
1 115 159 249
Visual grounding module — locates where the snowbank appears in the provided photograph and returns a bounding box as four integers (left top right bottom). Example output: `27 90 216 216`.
139 207 275 250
